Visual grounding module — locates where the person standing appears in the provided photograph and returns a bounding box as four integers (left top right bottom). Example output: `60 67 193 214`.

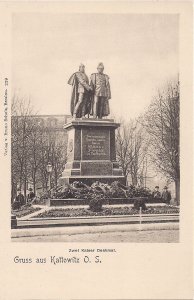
162 186 172 204
68 64 92 118
15 190 25 207
90 62 111 119
27 188 35 203
152 186 161 199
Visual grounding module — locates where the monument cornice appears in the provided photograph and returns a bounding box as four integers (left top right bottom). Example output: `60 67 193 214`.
64 118 120 130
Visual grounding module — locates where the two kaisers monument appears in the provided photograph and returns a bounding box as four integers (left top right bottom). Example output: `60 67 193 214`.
59 63 125 186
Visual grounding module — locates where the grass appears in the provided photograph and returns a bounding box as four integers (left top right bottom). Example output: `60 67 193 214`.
33 205 179 218
12 205 42 218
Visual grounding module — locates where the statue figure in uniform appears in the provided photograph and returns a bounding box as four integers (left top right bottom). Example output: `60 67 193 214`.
68 64 92 118
90 63 111 119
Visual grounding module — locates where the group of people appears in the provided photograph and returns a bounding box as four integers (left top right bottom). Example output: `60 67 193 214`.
152 185 171 204
68 62 111 119
12 188 35 210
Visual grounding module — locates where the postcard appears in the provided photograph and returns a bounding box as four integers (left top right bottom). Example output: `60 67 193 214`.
0 1 193 299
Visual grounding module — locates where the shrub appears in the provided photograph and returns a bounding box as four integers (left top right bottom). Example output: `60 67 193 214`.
39 181 153 202
126 185 152 199
88 194 103 212
133 198 147 211
12 201 21 210
91 181 111 197
109 181 127 198
52 185 76 199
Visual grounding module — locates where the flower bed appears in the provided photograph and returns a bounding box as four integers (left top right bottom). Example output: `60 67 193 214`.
46 196 165 207
33 205 179 219
12 205 41 218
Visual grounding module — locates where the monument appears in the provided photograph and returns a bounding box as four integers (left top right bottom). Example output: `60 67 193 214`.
59 63 125 186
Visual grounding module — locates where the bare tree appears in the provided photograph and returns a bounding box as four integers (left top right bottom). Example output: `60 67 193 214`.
28 118 44 194
46 123 67 189
38 129 50 192
116 118 150 186
116 119 134 180
143 79 180 204
11 96 67 200
11 96 36 201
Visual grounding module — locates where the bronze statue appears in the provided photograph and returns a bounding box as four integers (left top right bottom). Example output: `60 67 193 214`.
90 62 111 119
68 64 92 118
68 63 111 119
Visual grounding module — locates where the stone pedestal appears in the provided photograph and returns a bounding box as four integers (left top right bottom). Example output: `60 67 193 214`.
59 118 125 186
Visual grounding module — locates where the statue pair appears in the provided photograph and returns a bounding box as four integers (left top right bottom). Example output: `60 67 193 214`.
68 63 111 119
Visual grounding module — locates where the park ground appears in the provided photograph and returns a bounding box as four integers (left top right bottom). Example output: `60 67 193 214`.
12 222 179 242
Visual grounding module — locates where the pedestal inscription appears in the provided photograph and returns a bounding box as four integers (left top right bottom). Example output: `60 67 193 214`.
82 128 110 160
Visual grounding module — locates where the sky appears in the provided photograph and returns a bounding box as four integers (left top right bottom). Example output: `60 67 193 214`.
12 13 179 119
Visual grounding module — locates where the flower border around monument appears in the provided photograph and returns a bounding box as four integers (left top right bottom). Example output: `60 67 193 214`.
32 205 179 219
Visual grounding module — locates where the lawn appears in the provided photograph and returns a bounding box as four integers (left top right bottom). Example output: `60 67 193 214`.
33 205 179 218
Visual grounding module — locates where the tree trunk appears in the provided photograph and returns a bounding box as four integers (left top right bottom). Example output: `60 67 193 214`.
24 178 27 204
124 175 127 186
175 178 180 205
11 183 17 203
33 173 36 195
131 174 138 186
54 169 58 188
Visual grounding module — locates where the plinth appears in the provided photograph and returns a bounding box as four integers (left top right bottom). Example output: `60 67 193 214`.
59 118 125 186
